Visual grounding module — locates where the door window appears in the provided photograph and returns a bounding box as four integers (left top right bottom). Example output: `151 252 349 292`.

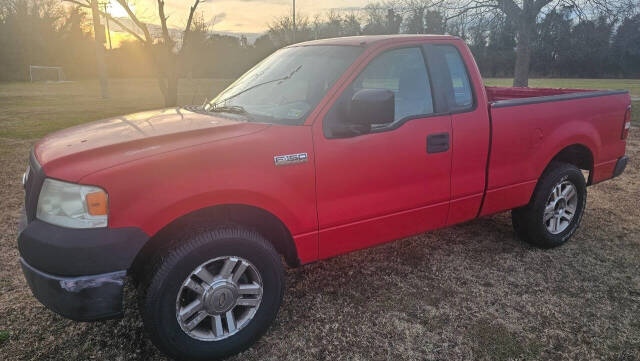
352 47 434 124
436 45 473 110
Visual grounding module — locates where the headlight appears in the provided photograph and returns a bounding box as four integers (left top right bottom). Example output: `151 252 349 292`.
36 178 108 228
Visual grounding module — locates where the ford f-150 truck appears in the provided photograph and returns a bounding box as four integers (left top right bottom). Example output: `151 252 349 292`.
18 35 631 360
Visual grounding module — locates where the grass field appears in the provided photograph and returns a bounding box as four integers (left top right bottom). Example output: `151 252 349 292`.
0 78 639 360
0 79 233 139
0 78 638 139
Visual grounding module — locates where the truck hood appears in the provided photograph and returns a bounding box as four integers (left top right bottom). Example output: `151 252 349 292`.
34 108 270 181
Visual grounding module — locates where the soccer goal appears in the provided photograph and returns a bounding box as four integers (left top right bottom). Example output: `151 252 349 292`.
29 65 65 82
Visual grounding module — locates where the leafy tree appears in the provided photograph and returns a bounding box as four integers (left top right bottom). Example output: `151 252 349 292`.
612 14 640 76
486 15 517 77
447 0 634 86
531 9 572 76
424 10 445 34
567 16 614 77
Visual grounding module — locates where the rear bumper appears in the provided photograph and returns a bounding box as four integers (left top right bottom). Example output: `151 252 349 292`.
612 155 628 178
20 257 126 321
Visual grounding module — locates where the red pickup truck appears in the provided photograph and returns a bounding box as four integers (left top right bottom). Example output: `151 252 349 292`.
19 35 631 360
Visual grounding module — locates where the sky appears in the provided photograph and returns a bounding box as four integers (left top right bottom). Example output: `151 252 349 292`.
108 0 373 35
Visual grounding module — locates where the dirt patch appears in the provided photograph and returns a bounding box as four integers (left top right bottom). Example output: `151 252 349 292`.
1 129 639 360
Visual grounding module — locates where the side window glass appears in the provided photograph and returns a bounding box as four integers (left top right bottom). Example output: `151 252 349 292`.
352 47 433 124
438 45 473 109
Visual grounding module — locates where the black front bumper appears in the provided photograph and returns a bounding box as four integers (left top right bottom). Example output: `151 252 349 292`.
20 258 127 321
18 208 149 321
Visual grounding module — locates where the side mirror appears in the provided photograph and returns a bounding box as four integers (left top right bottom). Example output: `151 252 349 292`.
328 88 395 138
348 88 395 126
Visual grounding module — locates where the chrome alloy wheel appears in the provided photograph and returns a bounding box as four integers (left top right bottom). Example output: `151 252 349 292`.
176 256 263 341
544 180 578 234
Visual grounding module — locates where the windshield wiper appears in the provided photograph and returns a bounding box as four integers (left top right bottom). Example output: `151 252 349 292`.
208 104 254 121
210 105 248 115
208 65 303 109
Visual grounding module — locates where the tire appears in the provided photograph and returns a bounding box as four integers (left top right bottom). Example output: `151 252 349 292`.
511 162 587 248
138 227 284 361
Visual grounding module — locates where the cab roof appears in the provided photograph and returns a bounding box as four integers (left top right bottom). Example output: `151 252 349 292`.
288 34 460 48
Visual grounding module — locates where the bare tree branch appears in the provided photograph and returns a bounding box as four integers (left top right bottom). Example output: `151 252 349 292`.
498 0 522 18
114 0 152 42
157 0 173 47
181 0 201 51
62 0 145 42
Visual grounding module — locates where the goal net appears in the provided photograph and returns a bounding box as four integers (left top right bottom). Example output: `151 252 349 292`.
29 65 65 82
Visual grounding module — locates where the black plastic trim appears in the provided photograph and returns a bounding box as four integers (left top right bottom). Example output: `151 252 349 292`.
427 132 450 153
491 90 629 109
20 258 125 321
18 211 149 276
25 150 45 222
613 155 628 178
368 111 451 134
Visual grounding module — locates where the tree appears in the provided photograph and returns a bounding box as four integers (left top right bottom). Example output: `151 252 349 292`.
268 14 312 45
406 5 427 33
343 12 362 35
65 0 206 106
362 3 396 34
567 16 614 77
467 25 488 73
612 14 640 76
486 15 517 77
446 0 633 86
425 9 445 34
0 0 69 80
531 8 571 76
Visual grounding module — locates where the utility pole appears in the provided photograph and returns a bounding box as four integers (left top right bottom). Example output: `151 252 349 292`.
91 0 109 98
101 2 113 50
292 0 296 43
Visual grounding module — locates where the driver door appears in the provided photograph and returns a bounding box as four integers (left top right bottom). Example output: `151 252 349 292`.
312 45 453 259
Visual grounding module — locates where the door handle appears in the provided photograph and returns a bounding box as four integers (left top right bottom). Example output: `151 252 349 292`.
427 133 449 153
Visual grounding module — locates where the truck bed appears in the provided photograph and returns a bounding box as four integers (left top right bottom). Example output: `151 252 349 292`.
481 85 630 216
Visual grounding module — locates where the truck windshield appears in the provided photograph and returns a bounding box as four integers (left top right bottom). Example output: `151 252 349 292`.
206 45 363 125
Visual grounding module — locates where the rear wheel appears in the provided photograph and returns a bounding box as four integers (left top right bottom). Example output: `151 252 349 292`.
512 162 587 248
138 227 284 361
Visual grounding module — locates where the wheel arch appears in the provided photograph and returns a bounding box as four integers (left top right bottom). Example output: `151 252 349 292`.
544 143 595 184
130 204 301 280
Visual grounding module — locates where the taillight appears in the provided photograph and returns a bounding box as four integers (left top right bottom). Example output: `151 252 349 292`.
622 105 631 140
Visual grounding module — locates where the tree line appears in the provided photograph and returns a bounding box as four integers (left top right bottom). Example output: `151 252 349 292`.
0 0 638 104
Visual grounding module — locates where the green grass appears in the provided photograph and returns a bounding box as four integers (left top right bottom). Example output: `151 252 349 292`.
0 77 637 139
468 319 543 361
0 78 232 139
0 330 9 345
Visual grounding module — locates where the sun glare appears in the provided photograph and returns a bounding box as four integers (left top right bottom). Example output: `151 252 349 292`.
108 0 131 18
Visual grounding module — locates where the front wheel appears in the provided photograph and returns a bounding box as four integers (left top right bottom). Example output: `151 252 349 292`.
138 227 284 361
512 162 587 248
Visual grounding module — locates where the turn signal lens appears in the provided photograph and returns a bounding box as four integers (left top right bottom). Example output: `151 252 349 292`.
86 191 108 216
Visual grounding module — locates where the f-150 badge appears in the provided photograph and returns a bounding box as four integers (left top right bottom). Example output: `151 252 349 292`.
274 153 308 166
